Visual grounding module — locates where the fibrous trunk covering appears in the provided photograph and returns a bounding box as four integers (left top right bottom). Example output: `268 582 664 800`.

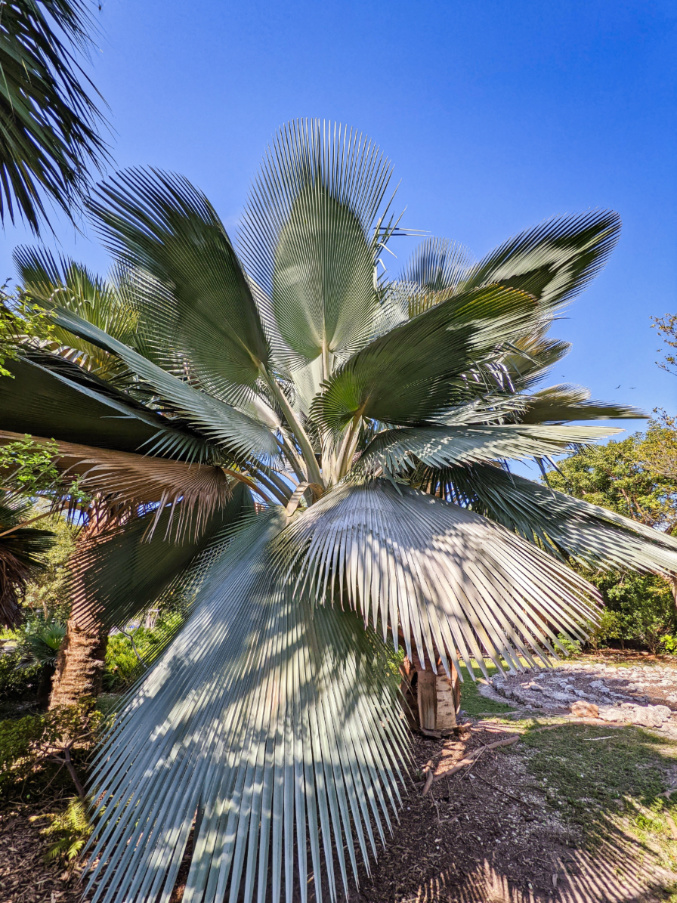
49 616 107 708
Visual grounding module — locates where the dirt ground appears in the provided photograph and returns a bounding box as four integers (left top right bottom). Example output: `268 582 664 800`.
0 802 83 903
4 653 677 903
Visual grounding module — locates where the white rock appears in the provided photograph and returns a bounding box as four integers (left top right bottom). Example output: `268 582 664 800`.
550 691 575 703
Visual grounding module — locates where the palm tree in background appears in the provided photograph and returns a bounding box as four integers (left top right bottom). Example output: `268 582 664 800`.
4 120 677 902
7 259 144 706
0 0 107 232
0 491 52 626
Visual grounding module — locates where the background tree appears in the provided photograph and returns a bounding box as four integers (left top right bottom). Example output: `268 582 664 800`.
546 419 677 651
7 260 145 705
0 0 107 232
653 312 677 376
3 120 677 901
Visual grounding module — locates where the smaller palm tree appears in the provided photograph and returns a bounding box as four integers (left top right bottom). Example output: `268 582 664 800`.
0 492 53 626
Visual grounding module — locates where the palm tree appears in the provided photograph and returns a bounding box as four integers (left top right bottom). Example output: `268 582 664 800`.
3 119 677 902
0 0 107 232
11 254 147 706
0 491 52 626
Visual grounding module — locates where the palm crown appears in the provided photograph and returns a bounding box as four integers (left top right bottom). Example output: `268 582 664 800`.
4 119 677 903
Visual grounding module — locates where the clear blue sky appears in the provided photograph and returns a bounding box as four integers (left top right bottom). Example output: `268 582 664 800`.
1 0 675 424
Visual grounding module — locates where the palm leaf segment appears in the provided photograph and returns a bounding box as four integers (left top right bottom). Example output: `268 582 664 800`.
4 118 677 901
0 491 53 626
0 0 108 232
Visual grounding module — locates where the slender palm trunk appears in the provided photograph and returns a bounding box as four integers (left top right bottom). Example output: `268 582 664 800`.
49 504 113 709
49 618 108 707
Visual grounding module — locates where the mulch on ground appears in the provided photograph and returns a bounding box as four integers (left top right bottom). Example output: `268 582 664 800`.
0 803 86 903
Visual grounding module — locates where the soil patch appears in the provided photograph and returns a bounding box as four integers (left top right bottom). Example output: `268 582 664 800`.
0 803 86 903
357 722 677 902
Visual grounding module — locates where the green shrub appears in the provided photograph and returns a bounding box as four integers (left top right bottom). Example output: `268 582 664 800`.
661 634 677 655
103 612 183 691
0 703 102 796
0 711 45 790
0 645 43 702
0 615 66 705
586 571 675 653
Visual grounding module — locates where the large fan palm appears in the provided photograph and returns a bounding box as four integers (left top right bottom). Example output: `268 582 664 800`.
4 119 677 902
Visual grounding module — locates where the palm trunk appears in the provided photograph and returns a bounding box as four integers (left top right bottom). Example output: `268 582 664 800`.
49 504 113 709
400 651 461 733
49 617 108 707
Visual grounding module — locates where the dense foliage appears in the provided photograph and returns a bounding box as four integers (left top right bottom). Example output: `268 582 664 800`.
547 418 677 652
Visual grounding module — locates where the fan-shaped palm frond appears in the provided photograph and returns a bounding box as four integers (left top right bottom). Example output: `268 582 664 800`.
0 353 214 463
313 284 541 434
463 210 621 310
85 510 408 903
14 246 138 380
87 167 271 399
238 119 394 370
448 463 677 574
0 0 107 233
400 238 473 316
355 422 620 477
273 480 599 677
68 483 254 632
0 492 53 626
3 118 675 900
0 428 235 538
518 384 644 423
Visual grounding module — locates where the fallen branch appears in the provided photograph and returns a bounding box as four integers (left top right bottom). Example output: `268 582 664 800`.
474 773 527 805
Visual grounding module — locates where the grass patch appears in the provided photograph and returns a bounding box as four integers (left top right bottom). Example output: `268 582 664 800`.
521 721 677 857
458 661 515 717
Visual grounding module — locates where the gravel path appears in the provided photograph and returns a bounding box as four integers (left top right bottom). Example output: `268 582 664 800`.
485 658 677 735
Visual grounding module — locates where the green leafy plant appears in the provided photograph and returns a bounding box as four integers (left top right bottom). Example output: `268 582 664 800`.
661 634 677 655
24 618 66 664
0 645 43 703
2 119 677 901
555 632 583 657
0 702 101 796
41 796 92 864
103 612 183 691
